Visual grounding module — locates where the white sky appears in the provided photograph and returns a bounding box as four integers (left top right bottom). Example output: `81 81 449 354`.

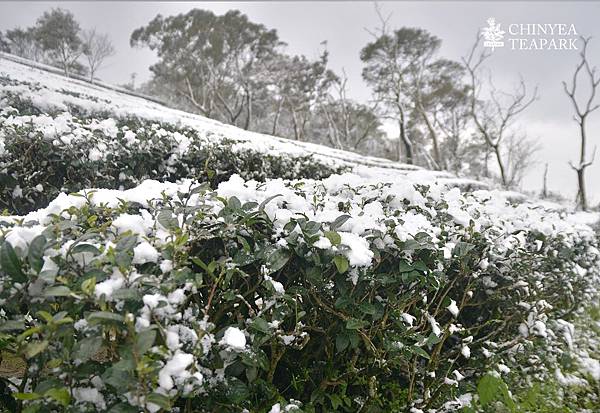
1 1 600 205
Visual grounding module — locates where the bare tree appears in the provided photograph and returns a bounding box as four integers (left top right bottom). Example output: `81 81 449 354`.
504 132 540 188
463 34 538 188
82 29 115 83
320 71 383 152
362 4 414 164
562 36 599 211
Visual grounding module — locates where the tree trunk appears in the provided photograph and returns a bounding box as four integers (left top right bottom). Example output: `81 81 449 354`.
577 168 588 211
542 163 548 198
291 109 300 141
418 107 442 170
244 91 252 131
493 145 507 188
398 107 413 164
272 98 284 136
577 118 588 211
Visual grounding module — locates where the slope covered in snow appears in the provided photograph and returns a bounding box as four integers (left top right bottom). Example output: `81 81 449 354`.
0 53 486 189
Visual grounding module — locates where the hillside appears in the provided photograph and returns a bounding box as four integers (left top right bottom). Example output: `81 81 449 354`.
0 55 599 413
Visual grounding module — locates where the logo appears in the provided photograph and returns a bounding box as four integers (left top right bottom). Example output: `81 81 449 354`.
482 17 505 51
480 18 578 51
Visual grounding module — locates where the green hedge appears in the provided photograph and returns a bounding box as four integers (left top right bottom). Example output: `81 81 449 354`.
0 108 345 215
0 174 598 412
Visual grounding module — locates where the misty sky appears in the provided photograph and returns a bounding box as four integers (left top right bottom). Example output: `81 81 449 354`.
1 1 600 204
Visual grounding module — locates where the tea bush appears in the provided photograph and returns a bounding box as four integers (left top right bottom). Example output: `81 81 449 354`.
0 174 598 412
0 109 345 215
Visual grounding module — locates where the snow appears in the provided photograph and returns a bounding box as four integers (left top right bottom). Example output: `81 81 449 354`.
555 368 588 386
4 225 45 256
401 313 416 327
264 275 285 294
158 352 195 390
160 259 174 273
112 214 149 237
447 299 460 317
94 268 125 299
73 387 106 410
221 327 247 351
339 232 374 267
0 55 432 177
461 345 471 359
132 241 160 264
269 403 282 413
579 356 600 381
428 315 442 337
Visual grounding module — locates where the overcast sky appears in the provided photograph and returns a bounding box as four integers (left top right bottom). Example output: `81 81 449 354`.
1 1 600 204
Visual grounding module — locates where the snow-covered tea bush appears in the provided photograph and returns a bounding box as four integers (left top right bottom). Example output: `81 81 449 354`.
1 173 598 412
0 109 345 215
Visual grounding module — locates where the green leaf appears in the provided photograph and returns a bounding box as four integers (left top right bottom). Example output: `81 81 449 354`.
335 333 349 352
245 365 258 382
249 318 270 334
228 196 242 210
425 332 442 347
454 241 475 258
477 374 515 409
44 387 70 407
74 336 103 362
81 277 96 295
410 346 431 360
413 261 429 272
106 403 139 413
27 235 46 274
13 393 41 401
1 241 25 282
102 367 132 389
334 255 349 274
24 340 48 359
259 194 282 211
330 214 351 231
157 209 179 231
111 288 140 301
267 249 290 273
227 378 249 403
115 235 137 252
359 302 377 315
349 331 360 348
0 320 25 332
283 220 297 233
43 286 71 297
70 243 101 256
134 330 156 355
146 393 171 410
345 318 366 330
36 311 53 323
324 231 341 246
329 393 343 410
88 311 125 324
398 260 413 273
304 221 321 234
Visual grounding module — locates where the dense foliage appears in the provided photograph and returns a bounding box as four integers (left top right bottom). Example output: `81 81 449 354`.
0 172 598 412
1 56 599 413
0 88 345 215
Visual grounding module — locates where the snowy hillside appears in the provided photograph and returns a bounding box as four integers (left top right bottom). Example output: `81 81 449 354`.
0 54 599 413
0 53 489 188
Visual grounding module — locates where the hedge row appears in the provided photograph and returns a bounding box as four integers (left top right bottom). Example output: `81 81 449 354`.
0 106 346 215
0 173 598 412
